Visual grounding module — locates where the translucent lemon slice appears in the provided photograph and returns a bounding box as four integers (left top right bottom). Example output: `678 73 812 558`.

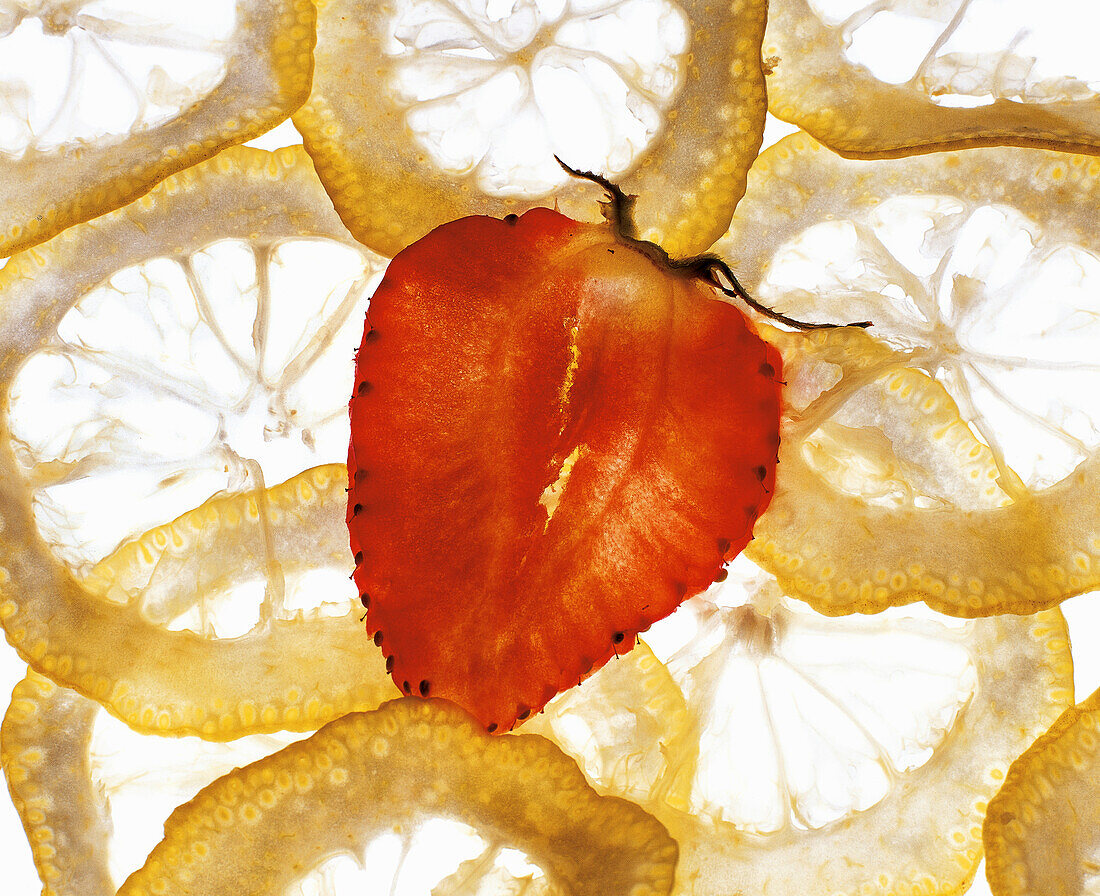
2 670 113 896
112 698 677 896
533 555 1072 896
711 131 1100 616
984 685 1100 896
1 669 307 895
524 640 694 811
0 0 316 257
0 146 398 738
294 0 767 257
764 0 1100 158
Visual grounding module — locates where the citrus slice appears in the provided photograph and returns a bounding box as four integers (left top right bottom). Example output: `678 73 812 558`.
2 670 113 896
0 145 399 737
710 131 1100 616
294 0 767 257
349 205 781 732
984 684 1100 896
115 698 678 896
0 0 316 257
1 669 307 895
533 554 1073 896
524 640 694 811
764 0 1100 158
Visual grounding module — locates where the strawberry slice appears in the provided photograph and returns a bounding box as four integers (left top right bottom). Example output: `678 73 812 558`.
348 207 781 731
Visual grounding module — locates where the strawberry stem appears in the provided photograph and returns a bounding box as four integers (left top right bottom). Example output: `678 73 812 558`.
554 157 871 331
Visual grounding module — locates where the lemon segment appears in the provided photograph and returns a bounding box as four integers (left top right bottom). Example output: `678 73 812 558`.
0 0 316 257
713 132 1100 616
0 147 397 738
115 699 678 896
765 0 1100 158
984 685 1100 896
524 640 694 811
295 0 767 257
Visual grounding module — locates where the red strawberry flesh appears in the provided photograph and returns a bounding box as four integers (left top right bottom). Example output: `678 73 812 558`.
348 207 781 731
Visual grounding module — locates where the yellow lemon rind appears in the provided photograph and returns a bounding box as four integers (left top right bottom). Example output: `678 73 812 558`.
1 670 113 896
984 684 1100 896
1 463 397 740
537 592 1072 895
116 698 679 896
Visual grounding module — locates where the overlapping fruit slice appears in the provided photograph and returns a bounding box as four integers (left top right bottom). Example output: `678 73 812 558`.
764 0 1100 158
294 0 767 257
0 0 316 257
711 131 1100 616
112 698 677 896
0 145 399 738
349 206 781 732
984 685 1100 896
531 555 1073 896
2 671 113 896
1 669 306 895
524 640 694 810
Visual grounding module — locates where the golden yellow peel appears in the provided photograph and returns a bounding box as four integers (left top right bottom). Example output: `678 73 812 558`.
1 670 113 896
117 699 679 896
1 464 396 739
984 685 1100 896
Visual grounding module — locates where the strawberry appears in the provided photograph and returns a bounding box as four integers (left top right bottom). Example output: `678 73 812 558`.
348 188 783 732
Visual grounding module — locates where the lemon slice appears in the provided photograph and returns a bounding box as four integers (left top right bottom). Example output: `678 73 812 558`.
0 0 316 257
711 131 1100 616
524 640 694 811
0 146 398 738
764 0 1100 158
1 669 307 895
533 555 1072 896
113 698 677 896
2 670 113 896
984 685 1100 896
294 0 767 257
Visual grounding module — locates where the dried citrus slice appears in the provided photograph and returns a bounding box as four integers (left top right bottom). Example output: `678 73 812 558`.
0 0 315 257
0 145 398 737
349 205 781 732
710 131 1100 616
294 0 767 257
764 0 1100 158
524 640 694 811
534 555 1073 896
1 670 113 896
1 669 306 895
984 684 1100 896
115 698 678 896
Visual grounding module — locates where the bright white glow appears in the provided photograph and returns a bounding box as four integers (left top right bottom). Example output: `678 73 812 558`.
0 0 236 155
808 0 1100 106
384 0 690 195
7 237 381 570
